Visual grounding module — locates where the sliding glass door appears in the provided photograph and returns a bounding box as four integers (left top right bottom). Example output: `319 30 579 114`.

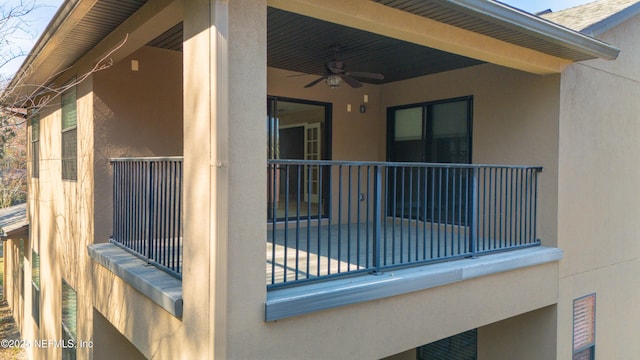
267 96 332 221
387 96 472 224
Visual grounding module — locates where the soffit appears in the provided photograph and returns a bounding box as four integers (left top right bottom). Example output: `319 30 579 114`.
52 0 149 70
6 0 148 104
147 23 183 52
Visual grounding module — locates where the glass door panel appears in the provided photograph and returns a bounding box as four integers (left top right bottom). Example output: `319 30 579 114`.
387 97 472 225
388 106 424 218
267 97 331 221
430 100 470 225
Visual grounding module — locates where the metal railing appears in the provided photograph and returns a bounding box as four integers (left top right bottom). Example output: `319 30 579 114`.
267 160 542 287
111 157 183 278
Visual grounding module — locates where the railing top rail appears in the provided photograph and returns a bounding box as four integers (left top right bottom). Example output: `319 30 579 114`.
110 156 184 163
267 159 542 171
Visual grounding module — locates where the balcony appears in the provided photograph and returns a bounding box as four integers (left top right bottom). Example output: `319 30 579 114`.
267 160 542 288
85 157 185 317
101 156 550 320
110 157 183 278
107 158 542 286
107 157 543 286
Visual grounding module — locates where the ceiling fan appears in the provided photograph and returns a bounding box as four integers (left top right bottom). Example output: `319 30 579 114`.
302 47 384 89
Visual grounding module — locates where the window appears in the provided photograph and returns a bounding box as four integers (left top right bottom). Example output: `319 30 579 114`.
573 293 596 360
62 279 77 360
417 329 477 360
61 87 77 180
32 250 40 326
387 96 472 164
31 115 39 178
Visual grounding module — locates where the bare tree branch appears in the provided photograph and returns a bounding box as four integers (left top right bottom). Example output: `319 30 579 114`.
0 1 129 207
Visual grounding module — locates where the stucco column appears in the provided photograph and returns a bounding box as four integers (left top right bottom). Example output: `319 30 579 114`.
183 0 266 358
183 0 215 356
224 1 268 358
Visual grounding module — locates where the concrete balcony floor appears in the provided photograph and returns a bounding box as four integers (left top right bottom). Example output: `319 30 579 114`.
266 218 535 286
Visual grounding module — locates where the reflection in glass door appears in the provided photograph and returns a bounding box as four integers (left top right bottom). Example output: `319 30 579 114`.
387 97 472 224
304 122 321 203
267 97 331 221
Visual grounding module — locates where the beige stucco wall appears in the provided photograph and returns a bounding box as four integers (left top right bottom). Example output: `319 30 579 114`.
23 73 95 359
556 13 640 360
478 305 557 360
93 45 183 241
232 262 559 359
92 309 146 360
22 44 185 360
91 262 187 359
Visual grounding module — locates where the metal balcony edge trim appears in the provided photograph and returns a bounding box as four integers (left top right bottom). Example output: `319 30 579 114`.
265 246 562 321
87 243 183 318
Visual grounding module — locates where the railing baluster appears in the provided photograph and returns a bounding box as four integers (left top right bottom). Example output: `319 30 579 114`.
316 165 322 278
366 166 371 269
532 169 542 243
337 165 343 274
470 167 478 258
283 165 290 282
422 167 427 260
437 168 442 258
373 165 382 274
452 167 457 255
444 167 449 256
296 164 301 280
270 163 276 285
327 165 333 276
499 168 503 248
408 167 413 262
384 167 389 266
347 165 352 270
305 163 311 278
415 167 420 261
430 167 435 259
357 165 361 268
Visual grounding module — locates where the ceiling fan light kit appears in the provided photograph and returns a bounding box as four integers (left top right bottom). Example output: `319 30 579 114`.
326 74 342 88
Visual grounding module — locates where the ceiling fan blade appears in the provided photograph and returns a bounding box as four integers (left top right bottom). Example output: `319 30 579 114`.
342 75 363 88
347 71 384 80
304 76 326 88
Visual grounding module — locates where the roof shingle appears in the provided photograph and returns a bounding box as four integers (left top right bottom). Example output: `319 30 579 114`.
541 0 640 36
